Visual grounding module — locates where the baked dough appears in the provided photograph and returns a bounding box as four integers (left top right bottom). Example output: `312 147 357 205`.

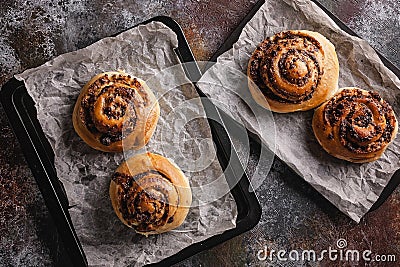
312 87 398 163
72 71 160 152
247 30 339 113
109 152 192 235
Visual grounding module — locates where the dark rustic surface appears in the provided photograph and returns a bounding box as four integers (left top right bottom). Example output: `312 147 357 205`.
1 0 399 266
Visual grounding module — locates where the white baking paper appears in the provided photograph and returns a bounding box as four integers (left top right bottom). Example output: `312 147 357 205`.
15 21 237 266
198 0 400 222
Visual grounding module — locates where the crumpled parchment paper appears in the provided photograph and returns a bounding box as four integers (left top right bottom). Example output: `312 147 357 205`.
15 21 237 266
198 0 400 222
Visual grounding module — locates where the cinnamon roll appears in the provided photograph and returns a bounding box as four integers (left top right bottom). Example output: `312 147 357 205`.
312 88 398 163
247 30 339 113
109 152 192 235
72 71 160 152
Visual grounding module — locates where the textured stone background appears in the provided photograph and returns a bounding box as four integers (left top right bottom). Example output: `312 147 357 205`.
0 0 399 266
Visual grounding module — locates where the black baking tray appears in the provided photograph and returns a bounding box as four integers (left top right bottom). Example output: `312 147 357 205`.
207 0 400 213
0 16 261 267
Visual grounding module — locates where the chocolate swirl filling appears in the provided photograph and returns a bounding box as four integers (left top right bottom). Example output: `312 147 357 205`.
249 31 324 103
112 170 179 233
322 89 396 154
79 74 145 146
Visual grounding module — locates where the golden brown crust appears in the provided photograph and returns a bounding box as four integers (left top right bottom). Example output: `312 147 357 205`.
247 30 339 113
312 87 398 163
72 71 160 152
109 152 192 235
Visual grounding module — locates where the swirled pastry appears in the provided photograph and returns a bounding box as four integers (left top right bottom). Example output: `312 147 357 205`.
312 88 398 163
72 71 160 152
109 152 192 235
247 30 339 113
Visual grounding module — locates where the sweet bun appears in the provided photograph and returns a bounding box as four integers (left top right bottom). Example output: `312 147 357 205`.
247 30 339 113
72 71 160 152
312 87 398 163
109 152 192 235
